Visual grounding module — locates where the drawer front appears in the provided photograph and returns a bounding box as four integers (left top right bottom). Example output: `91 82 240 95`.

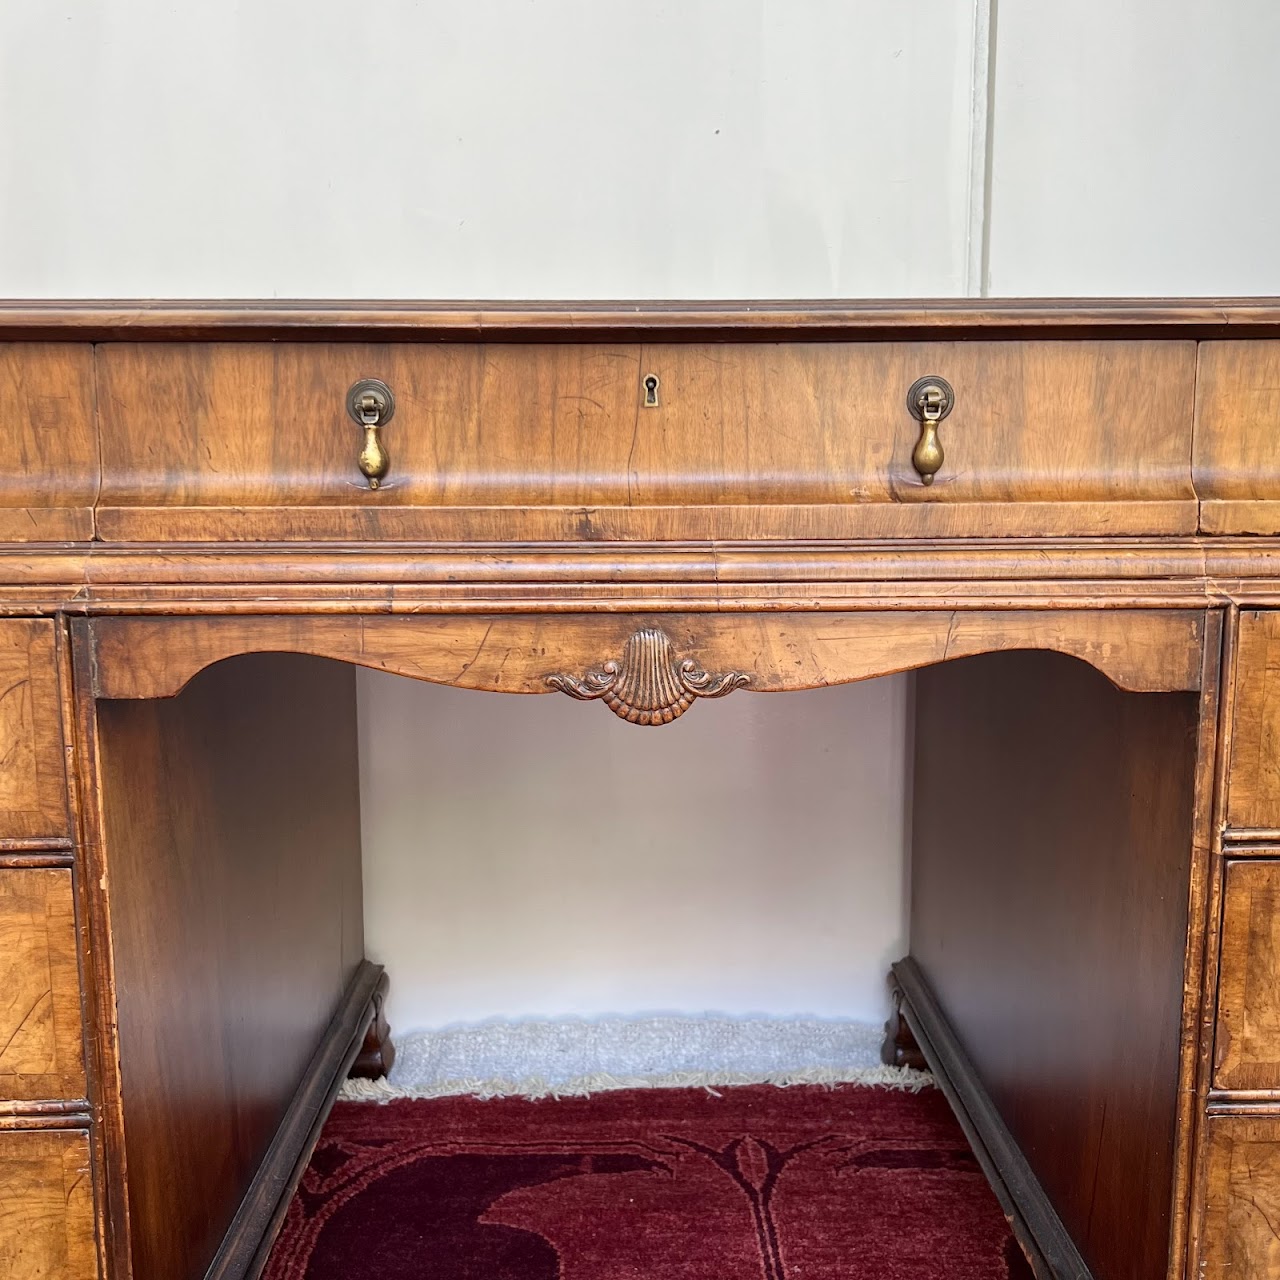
1228 611 1280 831
1215 860 1280 1090
1196 341 1280 534
0 620 68 840
1200 1116 1280 1280
0 1129 97 1279
0 868 85 1101
95 339 1198 541
0 344 98 542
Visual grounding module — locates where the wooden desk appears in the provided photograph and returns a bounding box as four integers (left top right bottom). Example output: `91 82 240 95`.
2 299 1280 1279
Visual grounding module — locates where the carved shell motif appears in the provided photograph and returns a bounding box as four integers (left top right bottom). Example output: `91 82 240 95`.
546 627 750 725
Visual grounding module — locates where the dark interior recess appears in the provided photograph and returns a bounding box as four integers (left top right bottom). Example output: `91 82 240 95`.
96 648 1199 1280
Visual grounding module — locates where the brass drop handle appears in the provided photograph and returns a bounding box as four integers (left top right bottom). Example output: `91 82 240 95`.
906 376 954 486
346 378 395 490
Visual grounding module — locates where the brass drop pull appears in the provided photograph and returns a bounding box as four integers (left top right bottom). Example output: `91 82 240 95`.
346 378 395 490
906 376 954 486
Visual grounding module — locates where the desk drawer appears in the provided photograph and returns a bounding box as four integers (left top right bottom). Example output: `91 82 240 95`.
0 1129 97 1279
1215 860 1280 1090
1200 1116 1280 1280
94 339 1198 541
0 344 98 542
1197 341 1280 534
0 868 85 1102
0 621 69 841
1227 612 1280 832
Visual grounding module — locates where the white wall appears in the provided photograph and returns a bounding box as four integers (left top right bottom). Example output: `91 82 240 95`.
987 2 1280 296
0 1 978 298
3 0 1277 1036
358 677 910 1025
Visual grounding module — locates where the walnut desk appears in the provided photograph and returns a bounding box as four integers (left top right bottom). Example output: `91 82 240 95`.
2 300 1280 1280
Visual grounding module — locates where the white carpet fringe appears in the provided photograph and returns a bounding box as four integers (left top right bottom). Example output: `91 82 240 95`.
338 1015 933 1102
340 1063 933 1103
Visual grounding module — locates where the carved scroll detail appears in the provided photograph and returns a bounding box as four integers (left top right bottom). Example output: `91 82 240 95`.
546 626 750 725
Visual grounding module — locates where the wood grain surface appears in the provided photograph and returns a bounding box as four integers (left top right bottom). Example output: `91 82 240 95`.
2 296 1280 341
0 343 97 541
0 621 69 840
87 607 1205 704
0 1127 97 1279
0 303 1272 1280
0 868 85 1103
1226 611 1280 830
1195 342 1280 534
0 539 1276 620
93 339 1198 541
1214 860 1280 1091
911 649 1200 1280
1199 1116 1280 1280
4 305 1280 540
97 654 363 1280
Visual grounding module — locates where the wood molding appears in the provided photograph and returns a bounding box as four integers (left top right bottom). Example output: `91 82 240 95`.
1170 610 1226 1280
0 1101 90 1120
0 850 75 869
2 297 1280 341
891 958 1093 1280
93 501 1201 544
2 540 1280 616
88 607 1206 703
0 538 1274 589
204 962 384 1280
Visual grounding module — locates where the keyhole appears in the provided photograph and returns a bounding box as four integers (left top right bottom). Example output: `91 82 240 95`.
642 374 660 407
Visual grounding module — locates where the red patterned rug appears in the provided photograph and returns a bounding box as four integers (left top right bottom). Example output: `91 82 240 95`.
264 1084 1032 1279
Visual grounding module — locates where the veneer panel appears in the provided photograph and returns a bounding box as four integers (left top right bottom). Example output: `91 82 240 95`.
95 339 1197 541
0 1128 97 1279
1199 1116 1280 1280
0 343 97 541
0 868 85 1102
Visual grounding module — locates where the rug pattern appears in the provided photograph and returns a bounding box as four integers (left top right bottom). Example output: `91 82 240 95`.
264 1085 1033 1279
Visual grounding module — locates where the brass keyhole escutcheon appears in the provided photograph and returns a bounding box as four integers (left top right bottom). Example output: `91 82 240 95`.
642 373 660 407
906 375 954 486
346 378 395 490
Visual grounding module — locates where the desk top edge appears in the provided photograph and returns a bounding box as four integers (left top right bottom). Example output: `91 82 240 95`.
5 297 1280 341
